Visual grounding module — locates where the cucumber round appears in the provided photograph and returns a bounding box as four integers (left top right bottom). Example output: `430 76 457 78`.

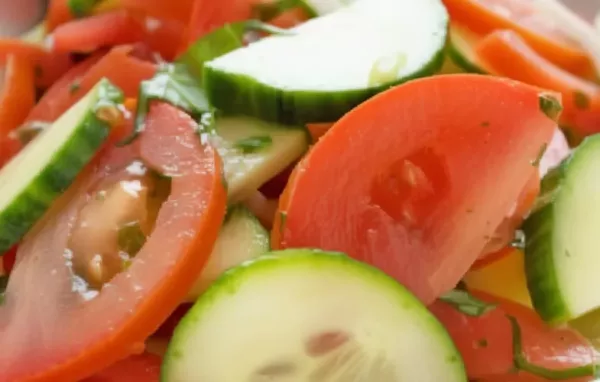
0 79 124 254
204 0 448 124
184 205 269 302
163 249 466 382
524 135 600 324
447 24 487 74
300 0 354 15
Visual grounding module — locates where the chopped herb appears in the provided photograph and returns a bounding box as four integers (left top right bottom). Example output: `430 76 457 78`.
253 0 306 21
507 315 596 379
480 121 490 128
531 143 548 167
118 222 147 257
70 79 81 94
10 121 50 145
121 63 212 145
279 211 288 234
68 0 101 17
466 208 473 213
235 135 273 154
560 126 581 147
477 339 488 348
539 93 563 121
0 275 7 305
573 91 590 110
439 289 497 317
510 230 525 250
34 65 43 78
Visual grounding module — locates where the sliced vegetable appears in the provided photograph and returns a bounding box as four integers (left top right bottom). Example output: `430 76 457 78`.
68 0 103 18
447 24 487 74
431 292 597 380
300 0 353 15
185 205 269 302
465 248 533 308
83 353 161 382
476 29 600 140
120 0 196 24
204 0 448 124
272 74 559 303
50 10 145 53
0 54 36 138
26 45 155 123
211 117 309 201
0 102 226 381
442 0 596 78
163 249 467 381
440 289 497 317
0 79 123 255
524 134 600 323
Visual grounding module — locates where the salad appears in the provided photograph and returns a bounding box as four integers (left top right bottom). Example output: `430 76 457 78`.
0 0 599 381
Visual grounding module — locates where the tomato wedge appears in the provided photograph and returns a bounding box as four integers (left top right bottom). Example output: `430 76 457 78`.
26 45 155 123
83 354 161 382
430 292 597 381
272 75 558 304
442 0 595 77
0 102 226 381
476 30 600 140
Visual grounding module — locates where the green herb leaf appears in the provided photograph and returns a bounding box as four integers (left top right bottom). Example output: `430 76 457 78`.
531 143 548 167
70 79 82 94
121 63 212 145
539 93 563 121
573 91 590 110
118 222 147 257
507 315 596 379
235 135 273 154
68 0 101 17
252 0 313 21
439 289 497 317
10 121 50 145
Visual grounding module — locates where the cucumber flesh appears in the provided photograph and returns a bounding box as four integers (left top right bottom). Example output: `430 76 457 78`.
204 0 448 124
211 117 309 202
300 0 354 15
524 135 600 323
447 24 487 74
0 79 123 254
164 249 467 382
185 206 269 302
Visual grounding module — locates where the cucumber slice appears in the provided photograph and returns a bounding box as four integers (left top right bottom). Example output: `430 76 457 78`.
447 24 487 74
163 249 467 382
300 0 354 15
211 117 309 201
524 135 600 324
0 79 123 254
185 206 269 302
204 0 448 124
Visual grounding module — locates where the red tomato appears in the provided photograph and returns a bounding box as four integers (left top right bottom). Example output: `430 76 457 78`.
84 353 161 382
442 0 595 78
272 75 558 303
0 103 227 381
2 246 17 274
430 292 597 381
26 45 155 123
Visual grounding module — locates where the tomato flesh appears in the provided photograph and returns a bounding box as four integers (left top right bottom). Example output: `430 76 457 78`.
273 75 558 303
83 353 161 382
0 103 226 381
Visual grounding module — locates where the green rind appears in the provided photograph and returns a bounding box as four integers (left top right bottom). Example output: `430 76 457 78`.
523 136 600 324
204 47 446 124
446 26 486 75
0 79 124 254
163 249 466 381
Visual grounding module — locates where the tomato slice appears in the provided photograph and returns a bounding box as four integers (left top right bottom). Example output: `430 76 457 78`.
476 30 600 140
83 353 161 382
272 75 558 304
26 45 155 123
442 0 595 77
430 292 597 381
0 102 226 381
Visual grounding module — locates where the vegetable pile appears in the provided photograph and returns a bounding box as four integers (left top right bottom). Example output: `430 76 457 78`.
0 0 599 381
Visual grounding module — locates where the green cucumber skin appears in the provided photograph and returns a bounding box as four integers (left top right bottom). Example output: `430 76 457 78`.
523 152 577 324
447 44 485 75
203 44 446 125
0 80 123 255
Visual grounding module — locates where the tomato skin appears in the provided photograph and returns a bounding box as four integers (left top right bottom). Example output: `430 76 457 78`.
83 354 161 382
430 292 596 381
273 75 558 303
0 103 226 381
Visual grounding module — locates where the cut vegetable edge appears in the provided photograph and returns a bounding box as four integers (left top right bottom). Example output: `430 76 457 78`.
0 79 124 254
184 205 269 302
163 249 467 382
524 135 600 324
203 0 448 124
447 24 487 74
